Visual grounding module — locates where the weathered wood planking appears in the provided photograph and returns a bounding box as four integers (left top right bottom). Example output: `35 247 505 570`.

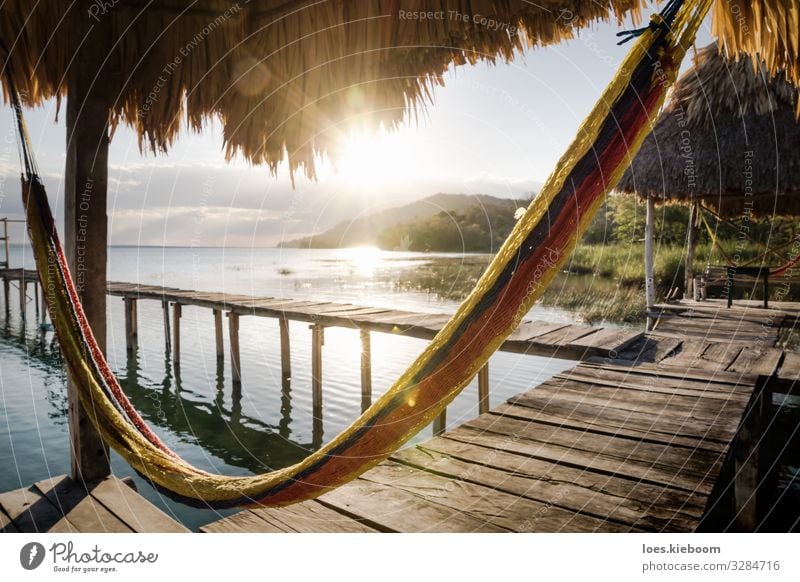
204 362 757 533
106 282 643 359
0 475 186 533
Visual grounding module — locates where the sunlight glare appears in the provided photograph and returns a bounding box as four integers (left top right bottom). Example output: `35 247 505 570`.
335 128 415 190
346 246 381 278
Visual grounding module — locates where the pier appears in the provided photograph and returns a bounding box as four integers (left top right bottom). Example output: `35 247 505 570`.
1 272 797 532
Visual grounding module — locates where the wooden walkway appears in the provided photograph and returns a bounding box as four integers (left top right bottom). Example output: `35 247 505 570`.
0 475 187 533
202 354 784 533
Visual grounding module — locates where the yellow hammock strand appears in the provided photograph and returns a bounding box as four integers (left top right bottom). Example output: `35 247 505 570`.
16 0 712 508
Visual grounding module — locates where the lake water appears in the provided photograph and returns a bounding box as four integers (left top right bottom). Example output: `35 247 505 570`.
0 245 579 530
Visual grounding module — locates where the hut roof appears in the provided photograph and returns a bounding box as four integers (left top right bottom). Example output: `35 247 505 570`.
615 43 800 217
1 1 799 180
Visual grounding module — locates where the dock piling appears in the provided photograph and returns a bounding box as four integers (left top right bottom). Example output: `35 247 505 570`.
279 315 290 388
478 363 490 414
228 311 241 384
433 408 446 436
360 329 372 412
214 309 224 360
311 324 324 423
172 303 182 367
123 298 138 353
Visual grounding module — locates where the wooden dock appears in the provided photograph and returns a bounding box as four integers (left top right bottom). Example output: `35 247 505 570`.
201 337 797 533
0 475 187 533
2 274 798 532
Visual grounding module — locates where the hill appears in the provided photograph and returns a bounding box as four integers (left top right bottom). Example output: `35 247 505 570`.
280 193 527 251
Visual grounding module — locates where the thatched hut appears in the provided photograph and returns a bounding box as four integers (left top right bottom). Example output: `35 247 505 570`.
1 0 799 480
616 42 800 313
616 43 800 216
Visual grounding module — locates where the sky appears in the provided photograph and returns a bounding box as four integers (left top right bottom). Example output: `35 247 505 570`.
0 8 713 247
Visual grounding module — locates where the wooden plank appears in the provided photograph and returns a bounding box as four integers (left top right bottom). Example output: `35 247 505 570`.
0 483 64 532
200 510 286 533
445 425 716 494
554 369 751 403
465 413 724 480
530 379 747 422
34 476 132 533
727 347 783 377
0 505 19 532
509 391 737 444
532 324 598 347
698 342 743 371
506 321 570 343
393 444 700 531
250 501 378 533
496 399 730 455
778 351 800 381
318 477 505 532
577 361 754 388
568 327 642 354
360 461 634 532
89 476 188 532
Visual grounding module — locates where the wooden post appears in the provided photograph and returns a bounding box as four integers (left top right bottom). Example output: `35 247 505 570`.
644 194 656 331
311 324 324 423
478 364 490 414
162 300 171 352
684 202 697 299
64 9 112 482
360 329 372 412
123 298 138 353
2 218 8 268
33 281 39 319
18 280 26 323
3 278 9 315
433 408 446 436
228 311 241 384
172 303 182 366
734 377 769 531
39 281 47 323
213 309 224 360
279 316 290 388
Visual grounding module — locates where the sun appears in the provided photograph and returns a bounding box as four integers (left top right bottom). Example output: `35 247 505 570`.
335 128 414 190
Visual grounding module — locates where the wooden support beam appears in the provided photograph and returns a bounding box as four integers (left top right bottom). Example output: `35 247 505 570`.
433 408 446 436
360 329 372 413
33 281 39 319
279 316 290 389
478 364 490 414
3 278 9 315
18 280 26 323
684 203 697 299
162 300 171 352
228 311 242 384
172 303 182 366
40 281 47 323
214 309 224 360
734 378 769 531
123 298 138 353
644 194 656 332
311 324 324 423
63 10 112 482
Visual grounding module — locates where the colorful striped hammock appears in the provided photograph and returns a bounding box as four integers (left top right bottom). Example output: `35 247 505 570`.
10 0 711 508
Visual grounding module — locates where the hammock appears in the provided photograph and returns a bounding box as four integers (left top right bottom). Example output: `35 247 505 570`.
699 206 800 276
8 0 711 508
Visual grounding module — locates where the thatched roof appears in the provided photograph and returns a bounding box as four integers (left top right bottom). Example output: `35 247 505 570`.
0 0 644 179
1 1 799 180
615 43 800 217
